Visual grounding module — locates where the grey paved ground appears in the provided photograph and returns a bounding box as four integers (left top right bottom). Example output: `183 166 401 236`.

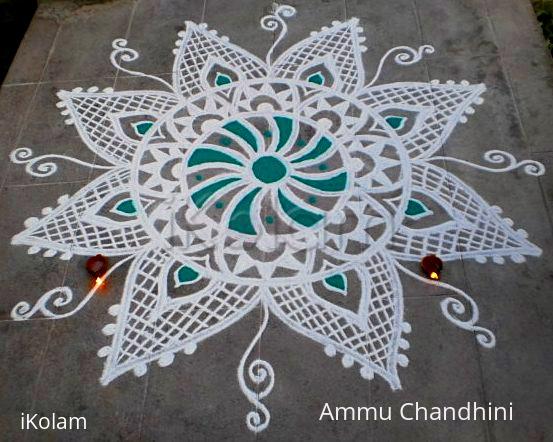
1 0 553 441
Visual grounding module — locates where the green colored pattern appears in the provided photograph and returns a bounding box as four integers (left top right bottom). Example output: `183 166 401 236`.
189 148 244 167
324 273 347 294
223 121 259 152
292 172 347 192
175 265 200 285
187 115 348 236
278 190 324 227
291 136 332 164
385 116 406 130
253 156 288 183
274 116 293 151
192 177 241 208
133 121 153 136
308 72 325 85
405 198 432 219
215 72 232 86
114 198 138 216
229 187 262 235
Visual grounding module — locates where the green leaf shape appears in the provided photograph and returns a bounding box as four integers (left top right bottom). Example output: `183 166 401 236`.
174 265 201 287
215 72 232 86
385 116 406 130
191 177 241 208
277 190 324 227
223 121 258 152
291 136 332 164
229 187 262 235
114 198 138 216
405 198 433 219
307 72 325 85
133 121 154 136
274 116 293 152
188 148 244 167
323 273 347 294
291 171 348 192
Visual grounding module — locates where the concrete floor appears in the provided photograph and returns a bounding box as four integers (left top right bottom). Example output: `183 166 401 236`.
1 0 553 440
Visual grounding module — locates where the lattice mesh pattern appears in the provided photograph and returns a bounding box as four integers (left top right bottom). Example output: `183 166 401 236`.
112 248 259 367
388 163 536 260
61 91 179 164
175 24 267 97
23 169 150 254
358 83 484 158
269 254 398 370
273 21 361 94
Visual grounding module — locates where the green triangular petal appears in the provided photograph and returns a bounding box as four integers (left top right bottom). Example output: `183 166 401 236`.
114 199 138 216
174 265 201 287
385 116 406 130
133 121 154 136
307 72 325 85
323 273 347 294
405 198 432 219
215 72 232 86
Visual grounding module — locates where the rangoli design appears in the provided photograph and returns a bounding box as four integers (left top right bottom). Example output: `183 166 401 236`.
9 5 545 433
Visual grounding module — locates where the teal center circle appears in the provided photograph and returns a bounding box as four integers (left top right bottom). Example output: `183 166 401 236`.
252 155 287 184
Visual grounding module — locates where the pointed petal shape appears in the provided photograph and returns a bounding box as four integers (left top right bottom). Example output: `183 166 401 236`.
387 162 542 262
12 169 151 256
272 18 366 94
357 82 486 159
57 89 180 165
323 273 347 295
173 22 268 97
267 253 405 389
100 248 260 384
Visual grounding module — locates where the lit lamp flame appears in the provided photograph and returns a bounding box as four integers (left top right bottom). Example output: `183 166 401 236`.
86 254 109 293
420 255 443 281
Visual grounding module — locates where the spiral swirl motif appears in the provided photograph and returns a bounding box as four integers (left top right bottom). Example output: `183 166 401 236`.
184 114 350 239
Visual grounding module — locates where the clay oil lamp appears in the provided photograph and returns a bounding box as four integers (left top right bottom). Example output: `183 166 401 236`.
420 254 443 281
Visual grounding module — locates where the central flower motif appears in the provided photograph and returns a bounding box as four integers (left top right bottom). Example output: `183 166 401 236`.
183 113 349 238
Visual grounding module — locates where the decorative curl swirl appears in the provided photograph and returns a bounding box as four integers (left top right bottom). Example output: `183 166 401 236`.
393 45 435 64
367 45 435 87
394 261 496 348
11 255 134 320
111 38 139 64
110 39 174 92
428 149 546 176
237 302 274 433
10 147 114 177
12 287 74 320
440 296 495 348
261 3 297 67
484 150 545 176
